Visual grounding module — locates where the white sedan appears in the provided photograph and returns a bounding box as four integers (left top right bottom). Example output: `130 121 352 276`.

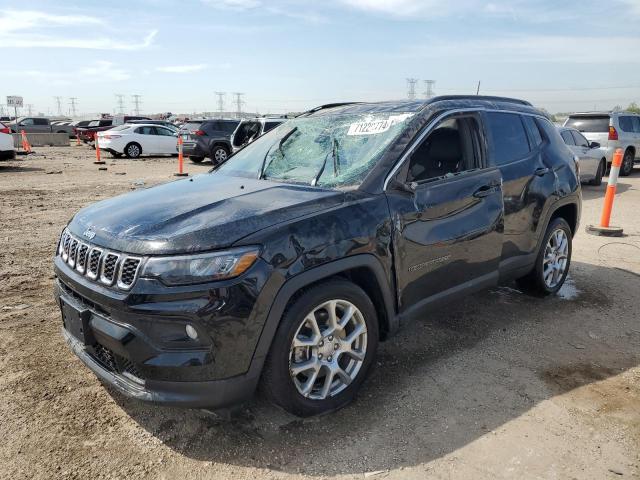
558 126 607 186
0 122 15 160
97 124 179 158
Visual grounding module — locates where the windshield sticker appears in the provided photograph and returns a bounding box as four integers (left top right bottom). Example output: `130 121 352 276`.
347 119 392 136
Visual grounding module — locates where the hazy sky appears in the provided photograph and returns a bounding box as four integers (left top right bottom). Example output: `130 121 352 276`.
1 0 640 116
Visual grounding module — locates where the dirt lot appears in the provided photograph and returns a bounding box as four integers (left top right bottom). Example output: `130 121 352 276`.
1 146 639 480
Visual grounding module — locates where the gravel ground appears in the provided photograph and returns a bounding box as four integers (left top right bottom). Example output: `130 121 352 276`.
1 147 639 480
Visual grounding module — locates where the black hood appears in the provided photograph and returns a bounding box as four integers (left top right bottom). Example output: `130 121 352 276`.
68 173 344 255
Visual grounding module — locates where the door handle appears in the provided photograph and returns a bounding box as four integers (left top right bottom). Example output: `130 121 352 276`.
535 167 550 176
473 185 494 198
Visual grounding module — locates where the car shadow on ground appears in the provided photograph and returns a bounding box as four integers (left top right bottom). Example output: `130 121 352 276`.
112 260 639 476
0 164 44 173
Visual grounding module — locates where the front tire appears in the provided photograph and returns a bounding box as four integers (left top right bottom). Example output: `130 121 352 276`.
124 142 142 159
261 280 379 417
516 217 572 296
620 150 634 176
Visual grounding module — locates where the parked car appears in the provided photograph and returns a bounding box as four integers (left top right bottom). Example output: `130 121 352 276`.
54 96 581 417
96 124 179 158
8 116 75 136
564 111 639 176
76 119 113 143
0 122 15 160
112 115 151 126
558 126 607 186
230 117 285 152
126 119 178 130
179 119 239 164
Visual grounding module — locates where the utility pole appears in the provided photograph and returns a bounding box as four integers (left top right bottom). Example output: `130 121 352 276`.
406 78 418 100
69 97 78 117
423 80 436 99
232 92 244 119
131 95 142 115
115 94 126 114
26 104 34 116
214 92 225 116
476 81 481 95
54 96 63 116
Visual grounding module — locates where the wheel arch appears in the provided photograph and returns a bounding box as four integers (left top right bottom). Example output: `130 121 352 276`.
549 202 578 237
248 254 397 381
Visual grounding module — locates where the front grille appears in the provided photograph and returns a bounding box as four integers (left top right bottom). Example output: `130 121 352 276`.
94 344 117 372
100 253 119 285
57 229 143 291
76 244 89 274
118 258 141 288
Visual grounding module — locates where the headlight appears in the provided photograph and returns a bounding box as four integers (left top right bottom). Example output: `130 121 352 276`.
141 247 260 286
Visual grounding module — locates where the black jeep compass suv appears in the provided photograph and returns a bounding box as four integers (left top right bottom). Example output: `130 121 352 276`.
54 96 581 417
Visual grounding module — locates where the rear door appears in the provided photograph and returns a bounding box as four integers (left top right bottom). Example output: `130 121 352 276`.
484 111 554 269
571 129 599 177
133 126 156 153
386 112 503 313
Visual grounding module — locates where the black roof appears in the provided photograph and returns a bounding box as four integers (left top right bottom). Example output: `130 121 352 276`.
304 95 539 117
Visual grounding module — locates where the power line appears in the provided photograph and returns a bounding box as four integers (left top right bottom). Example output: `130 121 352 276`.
232 92 244 119
53 96 63 116
115 94 126 114
214 92 225 116
406 78 418 100
69 97 77 117
131 95 142 115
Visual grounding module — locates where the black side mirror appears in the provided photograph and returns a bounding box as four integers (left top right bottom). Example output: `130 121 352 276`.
388 178 416 194
590 141 600 149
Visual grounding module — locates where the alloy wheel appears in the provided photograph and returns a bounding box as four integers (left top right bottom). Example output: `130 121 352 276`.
213 148 228 163
289 299 368 400
543 228 569 288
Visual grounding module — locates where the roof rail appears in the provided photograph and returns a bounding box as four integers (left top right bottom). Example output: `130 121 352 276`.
428 95 532 107
297 102 363 117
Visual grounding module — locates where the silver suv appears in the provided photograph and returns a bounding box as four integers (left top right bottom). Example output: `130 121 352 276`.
564 111 640 176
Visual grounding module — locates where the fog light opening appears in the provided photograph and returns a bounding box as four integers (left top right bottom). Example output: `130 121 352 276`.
185 324 198 340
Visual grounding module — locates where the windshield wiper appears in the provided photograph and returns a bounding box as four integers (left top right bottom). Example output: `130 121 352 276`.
311 137 339 186
259 127 297 180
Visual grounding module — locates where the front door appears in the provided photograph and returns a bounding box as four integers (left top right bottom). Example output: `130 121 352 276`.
386 112 504 314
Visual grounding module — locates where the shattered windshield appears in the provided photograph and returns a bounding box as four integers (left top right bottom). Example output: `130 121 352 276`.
215 112 414 188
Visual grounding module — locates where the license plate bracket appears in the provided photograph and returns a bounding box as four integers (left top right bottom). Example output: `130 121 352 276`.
61 300 94 346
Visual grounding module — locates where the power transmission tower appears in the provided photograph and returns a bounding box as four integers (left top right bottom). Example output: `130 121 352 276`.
214 92 225 116
26 104 34 116
69 97 78 117
131 95 142 115
54 96 63 116
232 92 244 119
424 80 436 99
406 78 418 100
115 94 126 114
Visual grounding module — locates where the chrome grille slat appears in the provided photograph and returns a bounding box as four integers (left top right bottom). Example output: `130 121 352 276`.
58 231 143 291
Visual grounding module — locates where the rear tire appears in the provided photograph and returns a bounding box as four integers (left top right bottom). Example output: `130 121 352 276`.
124 142 141 159
516 217 572 296
589 159 605 186
189 156 204 163
261 280 379 417
210 145 230 166
620 150 634 176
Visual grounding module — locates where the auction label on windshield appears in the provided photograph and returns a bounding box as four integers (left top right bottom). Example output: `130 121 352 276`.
347 119 392 136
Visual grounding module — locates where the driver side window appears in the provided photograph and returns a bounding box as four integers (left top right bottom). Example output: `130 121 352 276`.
406 116 483 183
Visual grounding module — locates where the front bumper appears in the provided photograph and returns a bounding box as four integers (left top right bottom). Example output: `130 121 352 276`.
54 254 274 408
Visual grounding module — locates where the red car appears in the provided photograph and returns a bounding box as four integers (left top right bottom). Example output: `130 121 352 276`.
76 119 113 143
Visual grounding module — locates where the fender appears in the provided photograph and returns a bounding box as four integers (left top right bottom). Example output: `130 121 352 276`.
244 254 397 382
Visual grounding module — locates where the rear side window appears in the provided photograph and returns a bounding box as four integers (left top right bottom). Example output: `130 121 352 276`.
565 115 609 132
522 116 543 148
221 121 239 133
632 117 640 133
619 116 634 132
485 112 531 166
571 131 589 147
183 122 203 132
560 131 575 145
34 118 49 125
264 121 282 133
100 120 113 127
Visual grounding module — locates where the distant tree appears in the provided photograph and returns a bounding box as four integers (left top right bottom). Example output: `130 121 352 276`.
626 102 640 114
